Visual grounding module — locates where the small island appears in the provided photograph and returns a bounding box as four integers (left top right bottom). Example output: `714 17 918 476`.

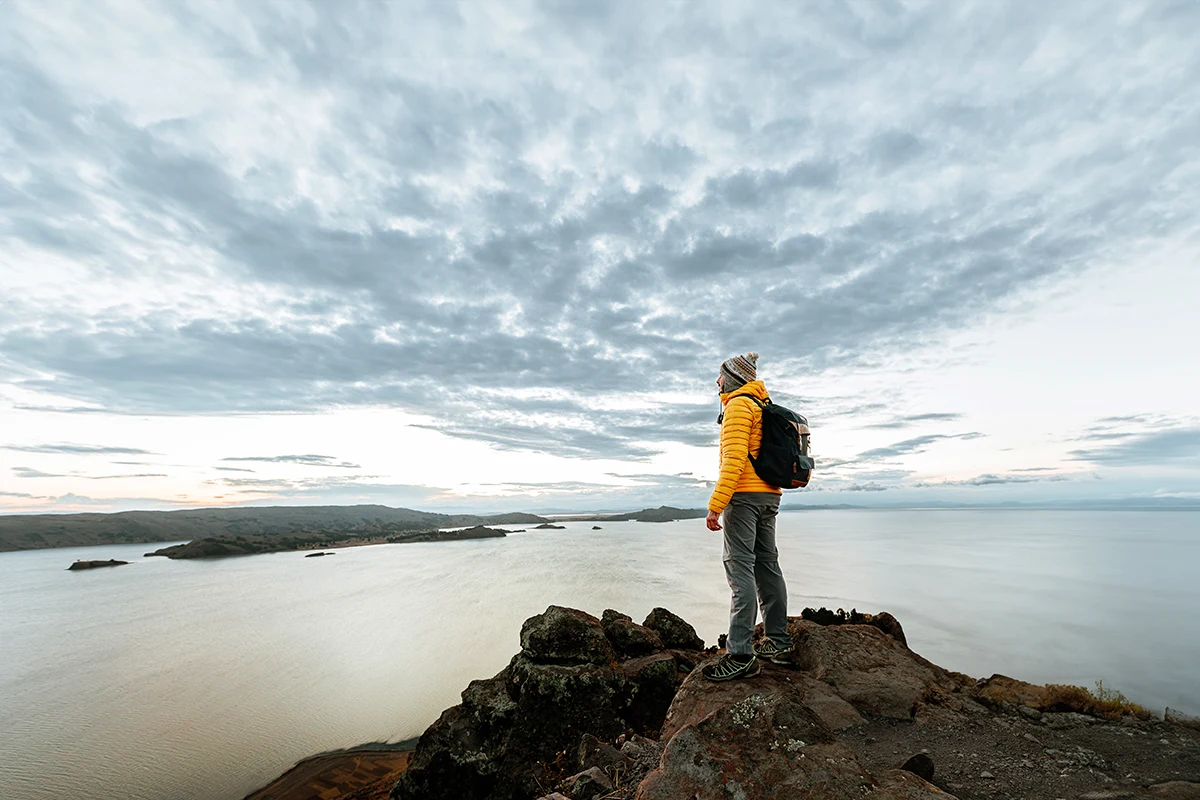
144 525 512 560
67 559 129 571
533 523 567 530
304 551 334 558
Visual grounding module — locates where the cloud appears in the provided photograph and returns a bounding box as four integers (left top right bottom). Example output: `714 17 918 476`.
1067 427 1200 467
865 413 963 429
916 472 1072 487
2 0 1199 464
2 443 155 456
856 432 985 460
11 466 68 478
221 454 361 469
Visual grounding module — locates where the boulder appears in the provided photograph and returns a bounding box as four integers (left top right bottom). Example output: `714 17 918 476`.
521 606 616 665
601 609 665 658
636 659 874 800
393 607 685 800
971 673 1050 710
642 607 704 650
789 619 958 719
567 766 612 800
620 652 682 735
799 606 909 647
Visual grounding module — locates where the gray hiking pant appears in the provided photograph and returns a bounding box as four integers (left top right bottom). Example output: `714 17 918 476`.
722 492 789 656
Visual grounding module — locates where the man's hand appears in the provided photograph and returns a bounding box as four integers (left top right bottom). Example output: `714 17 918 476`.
706 510 722 531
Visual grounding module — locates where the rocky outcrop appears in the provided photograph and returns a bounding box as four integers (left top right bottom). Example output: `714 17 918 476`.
390 605 703 800
394 607 1200 800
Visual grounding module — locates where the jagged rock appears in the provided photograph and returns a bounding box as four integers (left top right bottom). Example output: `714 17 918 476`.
521 605 616 665
577 733 630 772
592 525 602 529
790 619 958 719
636 659 873 800
601 609 665 658
642 607 704 650
800 606 908 647
535 794 570 800
393 606 691 800
567 766 613 800
899 752 935 782
620 652 682 735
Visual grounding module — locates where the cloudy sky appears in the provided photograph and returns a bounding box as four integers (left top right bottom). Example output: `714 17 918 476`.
1 1 1198 515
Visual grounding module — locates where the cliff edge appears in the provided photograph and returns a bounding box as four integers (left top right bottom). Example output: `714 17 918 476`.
388 606 1200 800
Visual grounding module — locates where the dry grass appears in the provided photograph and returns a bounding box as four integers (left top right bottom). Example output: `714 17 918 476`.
1043 680 1154 721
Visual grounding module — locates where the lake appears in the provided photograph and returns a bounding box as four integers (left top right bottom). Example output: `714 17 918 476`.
1 509 1197 800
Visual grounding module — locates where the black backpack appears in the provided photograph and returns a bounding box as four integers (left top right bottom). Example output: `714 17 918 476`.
722 394 815 489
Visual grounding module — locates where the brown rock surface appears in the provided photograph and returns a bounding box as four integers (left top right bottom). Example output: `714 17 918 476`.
388 607 1200 800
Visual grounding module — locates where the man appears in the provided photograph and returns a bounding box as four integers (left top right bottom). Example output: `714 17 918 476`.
702 352 792 681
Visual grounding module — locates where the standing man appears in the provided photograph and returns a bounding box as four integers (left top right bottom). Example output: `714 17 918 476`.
702 352 792 681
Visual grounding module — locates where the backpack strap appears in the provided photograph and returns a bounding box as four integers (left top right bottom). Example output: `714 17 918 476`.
716 393 767 424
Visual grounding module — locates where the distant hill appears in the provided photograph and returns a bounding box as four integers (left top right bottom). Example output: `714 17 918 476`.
558 506 708 523
0 505 548 553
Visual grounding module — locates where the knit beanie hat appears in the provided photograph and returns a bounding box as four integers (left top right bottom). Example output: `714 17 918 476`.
720 352 759 391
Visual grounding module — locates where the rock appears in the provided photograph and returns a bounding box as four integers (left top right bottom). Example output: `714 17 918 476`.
601 609 665 658
1080 791 1137 799
534 523 566 529
304 551 334 557
619 734 663 762
521 606 616 665
620 652 683 735
642 607 704 650
567 766 612 800
636 662 873 800
979 770 994 779
392 653 629 799
536 794 570 800
1018 704 1042 720
592 525 602 530
899 752 935 782
800 679 867 730
800 606 908 647
790 619 959 719
1148 782 1200 799
577 733 629 772
972 674 1050 710
67 559 129 570
870 768 959 798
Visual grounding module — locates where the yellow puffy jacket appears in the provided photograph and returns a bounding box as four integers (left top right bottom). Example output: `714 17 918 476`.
707 379 782 514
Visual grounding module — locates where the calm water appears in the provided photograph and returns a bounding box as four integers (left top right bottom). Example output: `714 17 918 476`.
1 509 1197 800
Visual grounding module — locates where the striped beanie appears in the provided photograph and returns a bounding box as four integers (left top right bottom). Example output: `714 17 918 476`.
720 352 759 390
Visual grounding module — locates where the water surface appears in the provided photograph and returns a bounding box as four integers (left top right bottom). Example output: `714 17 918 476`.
1 509 1197 800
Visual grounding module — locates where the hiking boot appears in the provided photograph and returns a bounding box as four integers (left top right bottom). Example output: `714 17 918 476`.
753 639 794 664
701 654 761 682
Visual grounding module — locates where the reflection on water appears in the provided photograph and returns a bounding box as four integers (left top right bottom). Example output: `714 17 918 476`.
0 509 1197 800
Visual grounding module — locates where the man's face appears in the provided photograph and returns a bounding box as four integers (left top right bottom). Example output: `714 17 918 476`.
716 373 725 392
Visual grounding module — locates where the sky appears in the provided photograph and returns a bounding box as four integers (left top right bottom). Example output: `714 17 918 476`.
1 0 1198 515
